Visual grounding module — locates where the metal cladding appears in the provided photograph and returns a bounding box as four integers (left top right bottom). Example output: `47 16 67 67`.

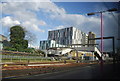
48 27 88 45
40 27 96 50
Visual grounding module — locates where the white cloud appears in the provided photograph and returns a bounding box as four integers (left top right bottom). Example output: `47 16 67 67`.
51 13 100 26
22 21 45 33
2 0 119 2
1 1 65 26
2 1 66 17
55 25 65 29
1 1 100 35
48 25 65 31
1 2 48 33
1 1 66 34
1 16 45 33
50 13 100 35
39 20 46 26
1 0 51 2
1 16 20 27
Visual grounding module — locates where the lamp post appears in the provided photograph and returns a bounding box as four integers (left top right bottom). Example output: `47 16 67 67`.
87 8 118 59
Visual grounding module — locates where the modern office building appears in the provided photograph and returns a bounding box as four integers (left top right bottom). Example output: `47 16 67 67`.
39 27 101 59
39 40 65 50
81 32 88 45
40 40 55 50
48 27 84 45
40 27 96 50
88 32 96 46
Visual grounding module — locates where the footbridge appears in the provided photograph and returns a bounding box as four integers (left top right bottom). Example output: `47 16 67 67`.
46 44 102 61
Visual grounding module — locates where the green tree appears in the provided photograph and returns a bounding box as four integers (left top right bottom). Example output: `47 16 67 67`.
10 25 28 51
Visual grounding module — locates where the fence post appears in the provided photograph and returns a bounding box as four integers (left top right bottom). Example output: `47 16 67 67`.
10 55 12 62
20 56 21 62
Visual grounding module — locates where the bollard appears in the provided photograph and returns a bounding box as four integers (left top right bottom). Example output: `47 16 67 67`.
64 60 66 64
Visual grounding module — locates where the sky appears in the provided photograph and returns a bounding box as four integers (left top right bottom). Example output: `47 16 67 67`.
0 0 119 52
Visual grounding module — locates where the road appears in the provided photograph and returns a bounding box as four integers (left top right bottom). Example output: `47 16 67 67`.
12 63 120 79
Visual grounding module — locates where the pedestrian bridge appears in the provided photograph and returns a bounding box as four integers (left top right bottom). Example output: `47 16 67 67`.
46 45 102 60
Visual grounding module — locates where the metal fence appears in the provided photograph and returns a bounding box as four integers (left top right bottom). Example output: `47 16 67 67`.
2 55 51 60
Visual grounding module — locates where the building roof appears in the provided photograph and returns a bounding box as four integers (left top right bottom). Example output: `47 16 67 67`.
0 34 7 41
0 34 7 38
48 26 77 31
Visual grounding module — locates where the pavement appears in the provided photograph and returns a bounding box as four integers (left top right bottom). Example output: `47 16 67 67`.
2 62 90 79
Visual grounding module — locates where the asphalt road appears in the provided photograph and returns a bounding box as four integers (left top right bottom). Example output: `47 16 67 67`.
12 63 120 79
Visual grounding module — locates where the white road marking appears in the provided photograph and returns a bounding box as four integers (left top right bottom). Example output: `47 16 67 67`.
28 63 70 66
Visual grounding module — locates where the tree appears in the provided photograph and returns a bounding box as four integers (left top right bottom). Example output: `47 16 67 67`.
10 25 28 51
25 31 36 47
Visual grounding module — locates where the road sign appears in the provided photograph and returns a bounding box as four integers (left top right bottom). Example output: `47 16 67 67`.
84 54 86 56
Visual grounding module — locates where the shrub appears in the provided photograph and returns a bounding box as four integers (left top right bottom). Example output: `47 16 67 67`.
3 47 17 51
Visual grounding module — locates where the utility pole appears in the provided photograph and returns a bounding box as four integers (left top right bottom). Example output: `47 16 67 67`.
87 8 118 61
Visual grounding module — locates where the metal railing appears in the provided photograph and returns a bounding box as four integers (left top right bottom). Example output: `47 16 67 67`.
2 55 51 60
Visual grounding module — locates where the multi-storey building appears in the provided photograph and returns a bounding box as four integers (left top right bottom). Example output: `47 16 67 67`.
39 40 65 50
40 27 96 50
81 32 88 45
48 27 83 45
88 32 96 46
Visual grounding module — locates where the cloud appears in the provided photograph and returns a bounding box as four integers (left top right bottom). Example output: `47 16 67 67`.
22 21 45 32
50 13 100 35
1 16 20 27
1 0 51 2
1 1 65 33
2 2 47 33
55 25 65 29
48 25 65 31
41 2 66 15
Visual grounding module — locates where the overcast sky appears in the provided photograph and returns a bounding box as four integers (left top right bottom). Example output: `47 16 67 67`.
0 0 119 51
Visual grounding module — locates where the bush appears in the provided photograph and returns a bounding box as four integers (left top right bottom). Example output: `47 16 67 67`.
3 46 35 53
3 46 46 57
3 47 17 51
24 48 34 53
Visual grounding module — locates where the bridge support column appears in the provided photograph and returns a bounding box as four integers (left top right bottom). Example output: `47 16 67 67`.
92 52 95 61
76 50 79 63
45 50 48 57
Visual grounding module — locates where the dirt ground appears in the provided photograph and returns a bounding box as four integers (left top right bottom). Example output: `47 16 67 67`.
2 62 92 78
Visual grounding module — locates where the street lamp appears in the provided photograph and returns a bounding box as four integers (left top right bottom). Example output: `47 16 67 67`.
87 8 118 59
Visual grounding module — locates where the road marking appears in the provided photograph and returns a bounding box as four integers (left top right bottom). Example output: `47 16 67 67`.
28 63 70 66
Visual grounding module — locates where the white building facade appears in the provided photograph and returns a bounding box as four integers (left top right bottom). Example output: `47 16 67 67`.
48 27 87 45
40 27 96 50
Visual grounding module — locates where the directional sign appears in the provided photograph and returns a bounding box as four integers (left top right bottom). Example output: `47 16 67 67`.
84 54 86 56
